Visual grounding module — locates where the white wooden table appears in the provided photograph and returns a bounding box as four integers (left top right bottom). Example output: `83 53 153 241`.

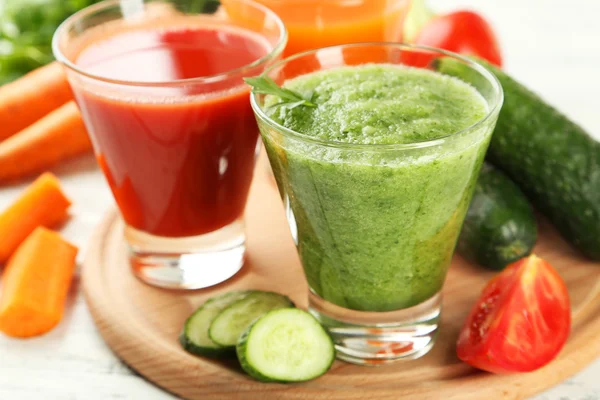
1 0 599 398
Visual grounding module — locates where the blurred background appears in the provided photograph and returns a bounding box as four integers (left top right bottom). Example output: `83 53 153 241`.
0 0 598 399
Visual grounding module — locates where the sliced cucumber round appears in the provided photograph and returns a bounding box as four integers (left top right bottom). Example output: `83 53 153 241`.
179 291 251 357
209 291 294 348
236 308 335 382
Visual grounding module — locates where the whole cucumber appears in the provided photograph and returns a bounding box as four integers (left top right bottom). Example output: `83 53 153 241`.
436 58 600 260
458 163 537 270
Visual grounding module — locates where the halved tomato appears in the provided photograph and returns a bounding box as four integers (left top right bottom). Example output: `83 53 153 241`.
457 254 571 373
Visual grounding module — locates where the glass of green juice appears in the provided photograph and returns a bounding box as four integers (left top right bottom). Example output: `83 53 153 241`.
250 43 503 365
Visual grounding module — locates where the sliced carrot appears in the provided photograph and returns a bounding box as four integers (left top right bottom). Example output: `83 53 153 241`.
0 62 73 141
0 172 71 263
0 101 93 182
0 227 78 338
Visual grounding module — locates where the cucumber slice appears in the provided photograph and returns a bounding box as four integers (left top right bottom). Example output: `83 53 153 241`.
209 291 294 348
179 291 251 357
237 308 335 382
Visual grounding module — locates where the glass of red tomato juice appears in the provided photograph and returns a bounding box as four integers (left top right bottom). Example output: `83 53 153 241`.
52 0 287 289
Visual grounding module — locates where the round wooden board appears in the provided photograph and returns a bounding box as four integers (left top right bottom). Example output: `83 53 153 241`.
83 158 600 400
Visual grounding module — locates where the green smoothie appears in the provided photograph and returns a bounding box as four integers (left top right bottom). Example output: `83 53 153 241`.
259 65 493 312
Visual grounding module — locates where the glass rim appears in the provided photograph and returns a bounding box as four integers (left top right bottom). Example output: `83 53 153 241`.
250 42 504 151
51 0 288 88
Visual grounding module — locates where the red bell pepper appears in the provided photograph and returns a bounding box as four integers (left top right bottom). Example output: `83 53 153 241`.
403 0 503 67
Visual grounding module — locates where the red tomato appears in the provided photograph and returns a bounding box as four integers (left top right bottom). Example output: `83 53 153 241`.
457 255 570 374
415 11 503 67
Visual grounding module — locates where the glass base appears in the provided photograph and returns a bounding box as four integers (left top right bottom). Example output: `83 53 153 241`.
308 291 441 366
125 220 245 290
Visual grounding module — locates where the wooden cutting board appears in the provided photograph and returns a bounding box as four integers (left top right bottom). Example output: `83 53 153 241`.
82 158 600 400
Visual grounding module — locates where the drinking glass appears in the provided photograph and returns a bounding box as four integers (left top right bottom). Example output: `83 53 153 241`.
249 0 410 55
250 44 503 365
53 0 286 289
236 0 411 181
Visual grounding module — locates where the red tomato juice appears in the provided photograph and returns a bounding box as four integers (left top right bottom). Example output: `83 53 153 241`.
72 26 272 237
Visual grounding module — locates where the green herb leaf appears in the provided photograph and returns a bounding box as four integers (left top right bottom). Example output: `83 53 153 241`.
244 76 317 109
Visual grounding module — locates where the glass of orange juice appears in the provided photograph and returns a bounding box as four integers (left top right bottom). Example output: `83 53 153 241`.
236 0 410 55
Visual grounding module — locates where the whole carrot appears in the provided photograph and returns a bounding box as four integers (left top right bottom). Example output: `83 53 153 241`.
0 62 73 141
0 172 71 263
0 101 93 182
0 227 78 338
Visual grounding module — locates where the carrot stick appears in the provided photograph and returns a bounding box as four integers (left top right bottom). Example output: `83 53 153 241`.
0 62 73 141
0 101 93 182
0 172 71 263
0 227 78 338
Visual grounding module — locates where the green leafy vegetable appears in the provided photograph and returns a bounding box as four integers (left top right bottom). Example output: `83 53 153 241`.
0 0 102 84
189 0 221 14
0 0 225 84
244 76 317 109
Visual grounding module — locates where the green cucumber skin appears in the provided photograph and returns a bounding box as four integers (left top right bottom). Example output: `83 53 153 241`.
236 327 278 383
458 163 537 270
179 291 252 358
178 331 235 358
236 309 335 383
209 292 295 348
437 58 600 260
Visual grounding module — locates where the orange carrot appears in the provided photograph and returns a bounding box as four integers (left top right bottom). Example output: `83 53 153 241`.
0 227 78 338
0 101 93 182
0 172 71 263
0 62 73 141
